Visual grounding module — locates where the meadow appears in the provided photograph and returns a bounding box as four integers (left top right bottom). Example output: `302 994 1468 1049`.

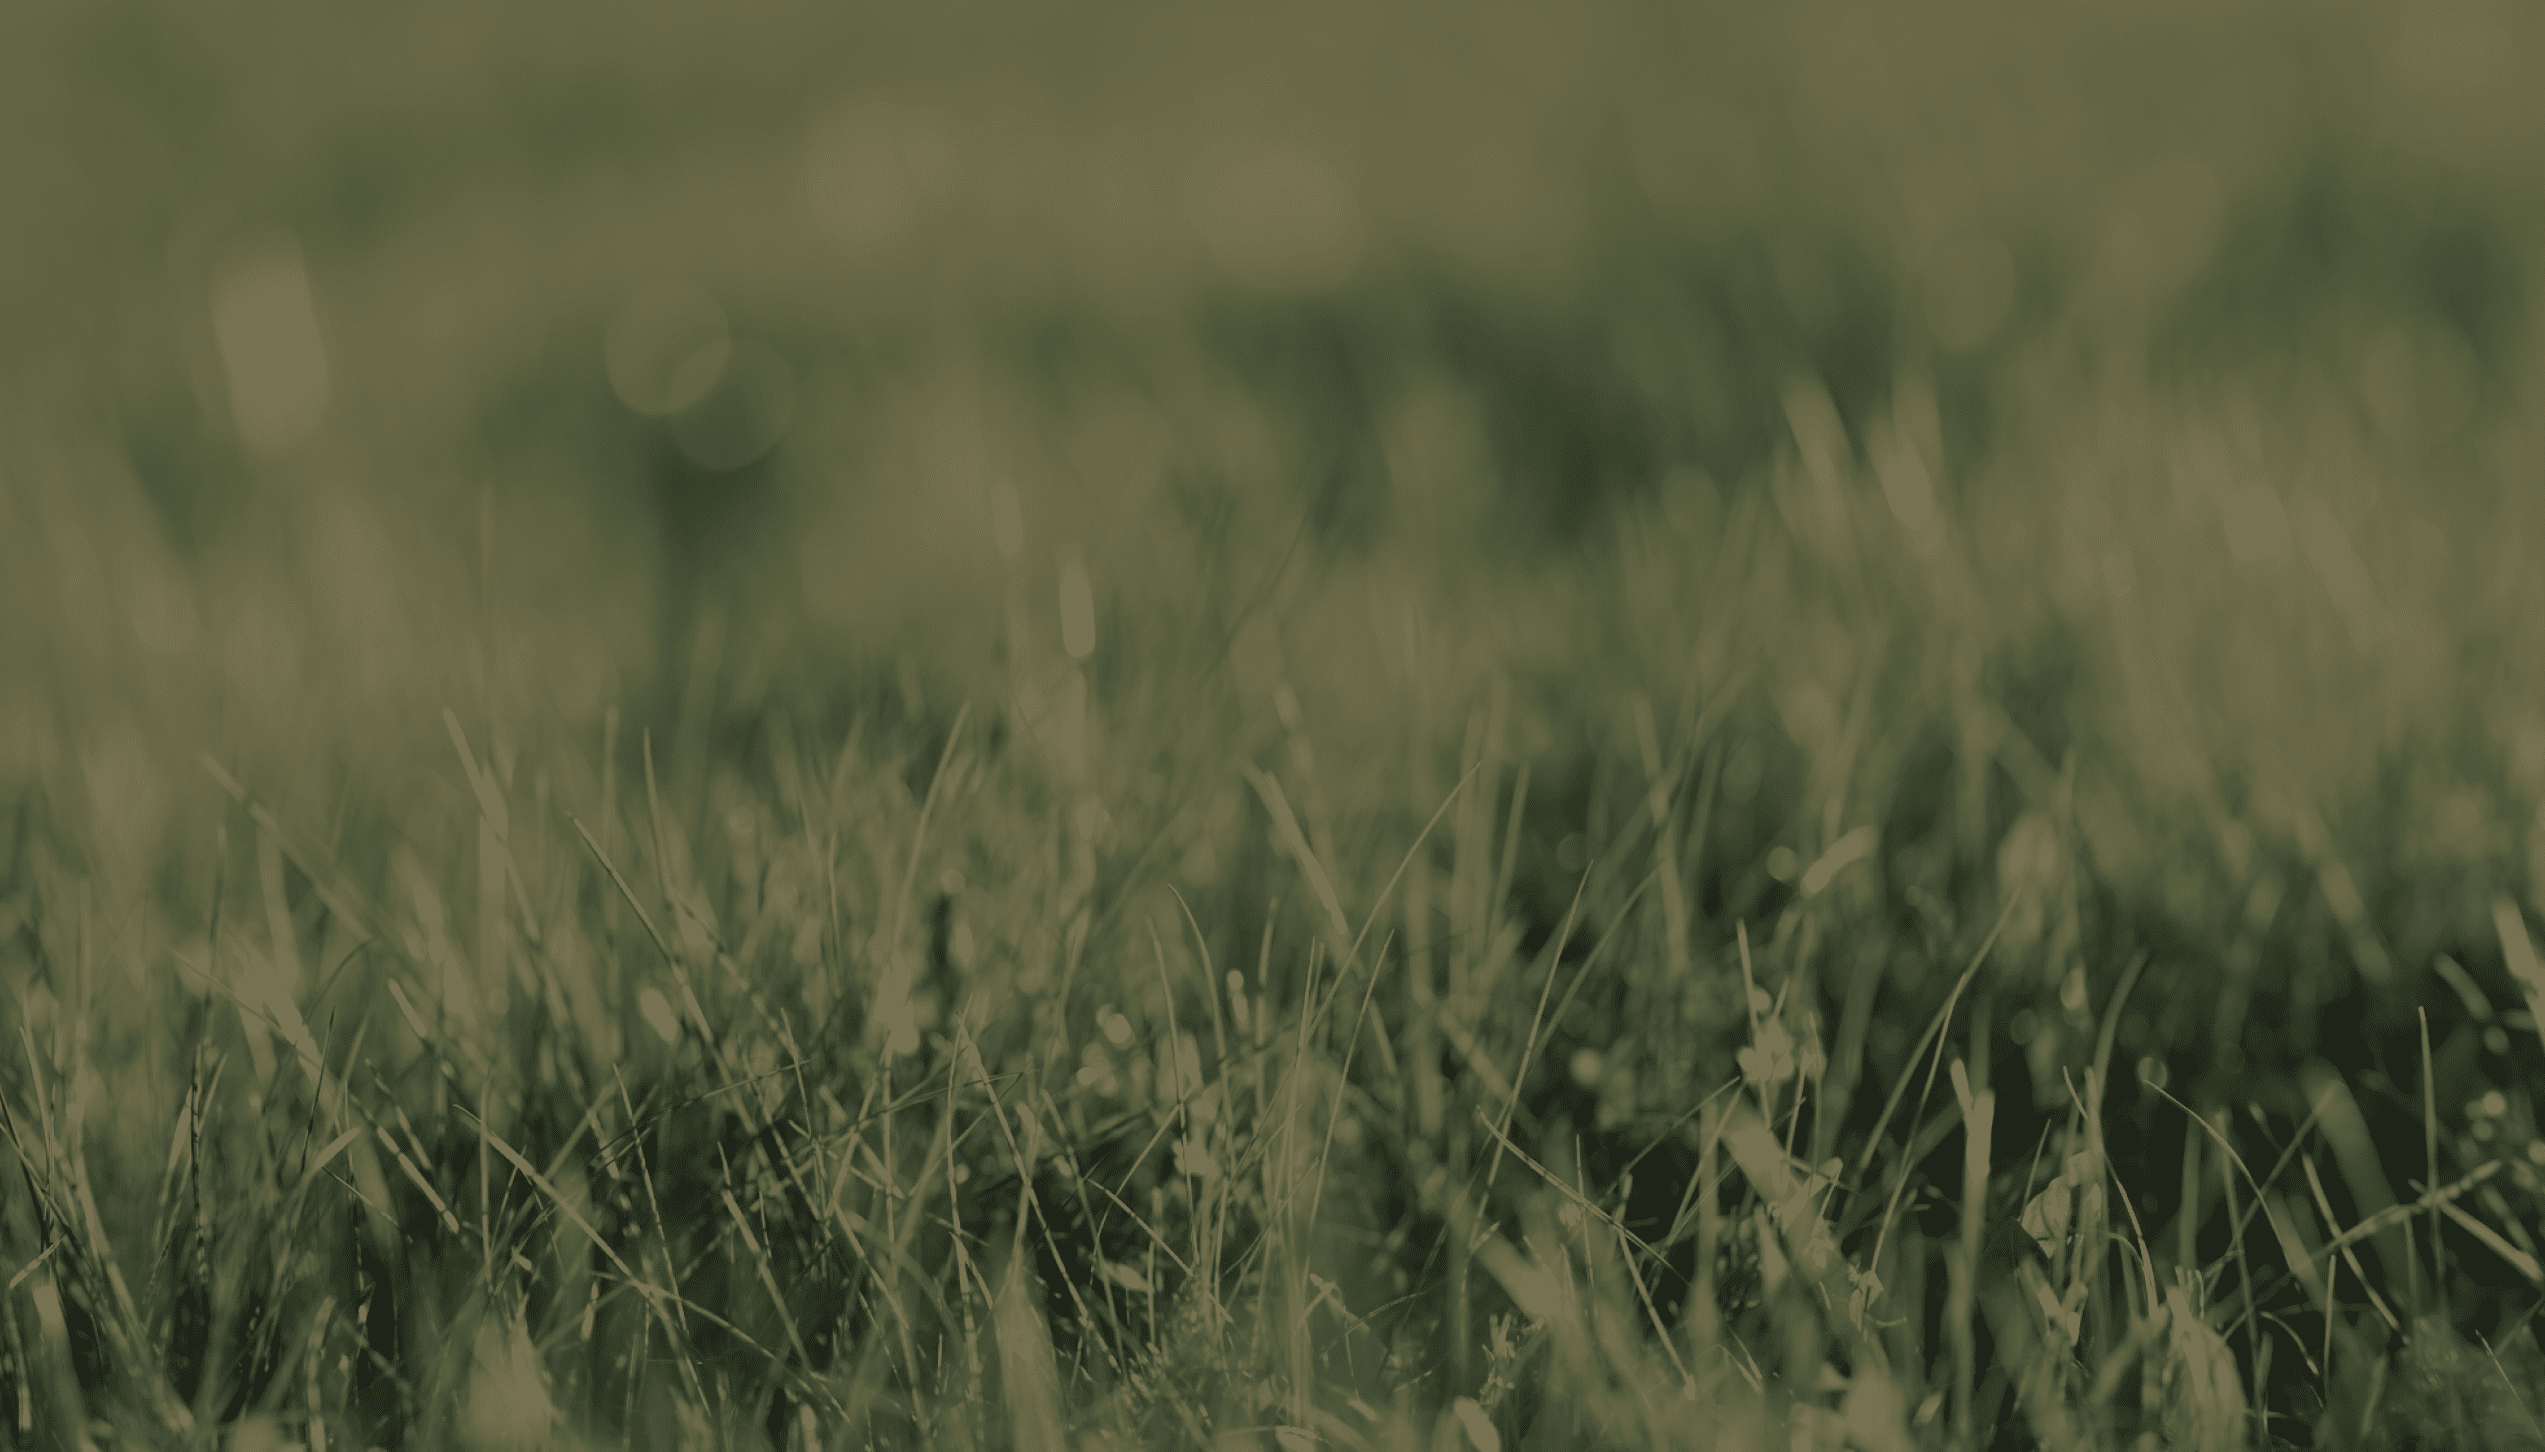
5 0 2545 1446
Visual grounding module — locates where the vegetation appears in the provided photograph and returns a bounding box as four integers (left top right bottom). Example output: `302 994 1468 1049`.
6 0 2545 1446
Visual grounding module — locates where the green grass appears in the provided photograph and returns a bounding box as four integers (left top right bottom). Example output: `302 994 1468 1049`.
10 1 2545 1447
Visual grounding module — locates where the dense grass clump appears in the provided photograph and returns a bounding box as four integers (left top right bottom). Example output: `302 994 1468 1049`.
9 417 2545 1448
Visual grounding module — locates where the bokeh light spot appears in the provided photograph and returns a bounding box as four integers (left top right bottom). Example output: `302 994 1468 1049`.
605 283 731 417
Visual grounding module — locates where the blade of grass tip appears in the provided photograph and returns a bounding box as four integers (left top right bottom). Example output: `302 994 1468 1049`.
197 752 382 947
2434 1195 2544 1287
1034 1088 1126 1373
1632 697 1690 975
1847 888 2022 1206
2076 952 2149 1352
2087 952 2148 1128
1486 866 1592 1191
642 725 677 930
1737 919 1762 1067
164 946 338 1102
1343 757 1484 976
1169 886 1230 1074
2315 1162 2346 1397
1540 871 1654 1044
1950 1052 1992 1447
721 1180 816 1372
1277 936 1321 1285
876 702 969 1058
2178 1093 2333 1302
446 706 540 971
994 1243 1067 1452
1685 1098 1724 1372
569 814 677 966
462 1107 667 1323
1149 920 1203 1275
2301 1154 2400 1334
938 1027 990 1393
364 1101 461 1236
292 1118 374 1208
974 1063 1106 1358
1485 759 1532 992
65 904 151 1366
2421 1007 2448 1320
4 1239 64 1297
601 705 620 949
1306 932 1396 1235
1174 906 1243 1317
2179 1100 2203 1275
1860 890 2022 1276
2297 1061 2413 1315
2257 1178 2334 1331
635 731 725 1047
610 1065 705 1400
151 1071 197 1284
2496 898 2545 1054
2481 1331 2545 1439
1472 1108 1694 1388
2200 1105 2267 1421
1625 1074 1741 1205
1246 764 1354 969
2087 1187 2169 1414
477 1081 495 1283
1717 1101 1879 1369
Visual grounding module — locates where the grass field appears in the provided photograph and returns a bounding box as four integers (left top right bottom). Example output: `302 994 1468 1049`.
8 1 2545 1447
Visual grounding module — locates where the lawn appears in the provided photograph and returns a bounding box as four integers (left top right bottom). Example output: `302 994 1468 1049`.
5 0 2545 1447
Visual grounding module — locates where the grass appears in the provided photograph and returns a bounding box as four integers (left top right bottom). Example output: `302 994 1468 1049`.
11 419 2545 1449
10 0 2545 1447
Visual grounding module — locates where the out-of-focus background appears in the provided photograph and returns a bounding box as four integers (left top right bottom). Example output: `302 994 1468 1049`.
12 1 2545 1443
9 0 2541 718
13 0 2545 1068
9 0 2545 1122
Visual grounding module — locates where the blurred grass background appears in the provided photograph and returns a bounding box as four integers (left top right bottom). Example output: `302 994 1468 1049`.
6 0 2543 719
9 0 2545 1042
8 0 2545 1446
